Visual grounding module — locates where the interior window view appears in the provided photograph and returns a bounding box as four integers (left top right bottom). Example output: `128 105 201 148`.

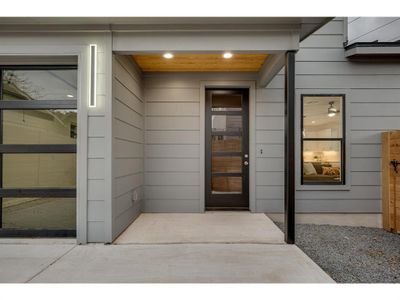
0 68 77 234
301 95 344 185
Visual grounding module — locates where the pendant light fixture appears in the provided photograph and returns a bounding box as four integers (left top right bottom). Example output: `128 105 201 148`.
328 101 337 117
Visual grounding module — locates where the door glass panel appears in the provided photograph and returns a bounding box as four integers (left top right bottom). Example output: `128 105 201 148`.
212 94 242 111
3 154 76 188
212 156 242 173
212 176 242 194
3 110 77 144
212 136 241 152
2 69 78 100
2 197 76 229
212 115 242 132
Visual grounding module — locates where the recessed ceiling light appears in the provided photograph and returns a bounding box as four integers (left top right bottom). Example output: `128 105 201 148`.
163 53 174 59
67 94 74 98
223 52 233 59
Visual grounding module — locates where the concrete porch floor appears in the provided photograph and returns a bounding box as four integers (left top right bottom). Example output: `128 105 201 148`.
115 212 285 244
0 212 334 283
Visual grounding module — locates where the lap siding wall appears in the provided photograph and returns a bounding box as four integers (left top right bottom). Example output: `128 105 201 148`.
142 18 400 213
112 55 144 239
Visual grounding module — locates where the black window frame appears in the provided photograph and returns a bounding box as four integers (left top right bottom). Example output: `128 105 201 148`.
0 65 78 237
300 94 346 186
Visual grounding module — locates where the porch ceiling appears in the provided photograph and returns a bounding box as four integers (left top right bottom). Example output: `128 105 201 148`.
132 53 269 72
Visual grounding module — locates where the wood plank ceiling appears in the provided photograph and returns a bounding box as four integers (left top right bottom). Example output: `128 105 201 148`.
132 54 268 72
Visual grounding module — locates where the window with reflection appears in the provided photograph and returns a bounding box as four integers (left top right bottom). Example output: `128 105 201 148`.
301 95 345 185
2 69 77 100
0 67 77 234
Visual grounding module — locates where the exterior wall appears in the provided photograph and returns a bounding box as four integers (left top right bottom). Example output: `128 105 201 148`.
1 17 399 242
254 82 285 212
143 18 400 214
143 73 257 212
347 17 400 43
112 55 144 239
293 17 400 212
0 32 113 243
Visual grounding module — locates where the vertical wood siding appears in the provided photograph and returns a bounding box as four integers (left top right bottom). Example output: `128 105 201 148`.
112 55 144 238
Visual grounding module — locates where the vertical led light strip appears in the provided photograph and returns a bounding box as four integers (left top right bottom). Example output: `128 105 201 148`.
89 44 97 107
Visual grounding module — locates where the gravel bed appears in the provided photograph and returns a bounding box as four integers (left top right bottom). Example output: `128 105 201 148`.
275 222 400 283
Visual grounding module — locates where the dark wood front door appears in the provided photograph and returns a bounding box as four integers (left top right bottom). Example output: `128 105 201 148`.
205 89 249 209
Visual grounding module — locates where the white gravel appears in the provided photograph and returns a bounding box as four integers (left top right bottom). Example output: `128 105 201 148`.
275 222 400 283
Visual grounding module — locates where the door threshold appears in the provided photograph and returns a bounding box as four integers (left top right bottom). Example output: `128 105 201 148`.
206 207 249 211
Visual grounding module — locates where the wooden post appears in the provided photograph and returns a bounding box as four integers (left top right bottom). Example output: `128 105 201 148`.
382 130 400 233
382 132 391 231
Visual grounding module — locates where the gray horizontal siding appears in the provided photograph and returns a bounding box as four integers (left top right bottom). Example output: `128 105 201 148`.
139 18 400 214
146 158 199 172
347 17 400 43
144 199 200 213
267 74 400 89
145 144 199 158
146 130 200 144
144 74 201 213
146 116 200 130
145 172 200 186
255 63 285 212
256 18 400 213
112 55 144 239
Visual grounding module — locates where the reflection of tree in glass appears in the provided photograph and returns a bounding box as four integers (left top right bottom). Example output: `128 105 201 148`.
3 70 43 100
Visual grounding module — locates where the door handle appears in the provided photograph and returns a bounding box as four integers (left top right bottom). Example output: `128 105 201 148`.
244 161 249 166
390 159 399 173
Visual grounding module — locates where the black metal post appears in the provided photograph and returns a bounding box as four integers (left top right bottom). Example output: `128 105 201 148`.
0 69 3 229
284 51 296 244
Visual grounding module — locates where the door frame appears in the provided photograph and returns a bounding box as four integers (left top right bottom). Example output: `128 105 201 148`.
205 88 249 209
200 81 256 212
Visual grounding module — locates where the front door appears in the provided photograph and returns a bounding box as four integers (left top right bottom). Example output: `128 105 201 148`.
205 89 249 209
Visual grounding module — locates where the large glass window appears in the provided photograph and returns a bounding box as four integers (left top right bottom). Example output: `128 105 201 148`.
3 110 77 144
301 95 345 185
2 69 77 100
0 66 77 236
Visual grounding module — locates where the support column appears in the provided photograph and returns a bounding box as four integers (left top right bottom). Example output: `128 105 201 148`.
284 51 296 244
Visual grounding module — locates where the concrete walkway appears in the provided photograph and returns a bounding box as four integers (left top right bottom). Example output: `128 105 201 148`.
0 213 335 283
115 212 284 244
